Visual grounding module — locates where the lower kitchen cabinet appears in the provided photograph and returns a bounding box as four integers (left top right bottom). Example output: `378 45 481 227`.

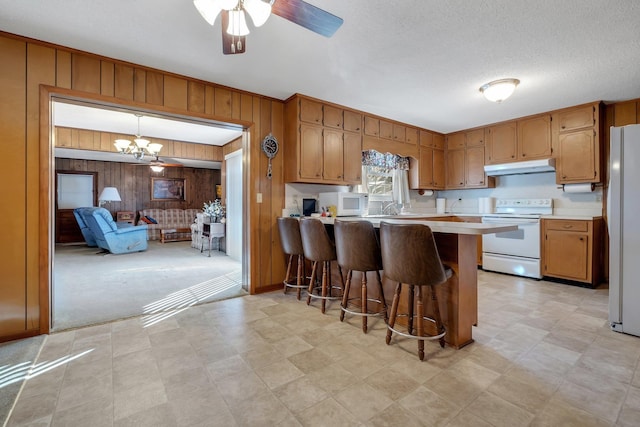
542 218 603 287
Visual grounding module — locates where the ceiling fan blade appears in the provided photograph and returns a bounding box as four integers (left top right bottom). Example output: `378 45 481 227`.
272 0 343 38
221 10 246 55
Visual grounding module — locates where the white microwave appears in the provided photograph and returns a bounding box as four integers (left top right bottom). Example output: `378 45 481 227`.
317 192 368 217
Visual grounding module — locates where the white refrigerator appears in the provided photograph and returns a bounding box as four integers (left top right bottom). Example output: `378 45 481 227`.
609 125 640 337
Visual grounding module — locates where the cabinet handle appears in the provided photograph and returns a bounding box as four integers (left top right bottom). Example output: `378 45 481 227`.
562 175 567 179
579 237 584 241
563 225 573 229
522 154 526 157
511 155 515 158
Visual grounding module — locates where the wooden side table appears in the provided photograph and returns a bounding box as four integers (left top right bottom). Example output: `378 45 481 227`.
116 211 135 224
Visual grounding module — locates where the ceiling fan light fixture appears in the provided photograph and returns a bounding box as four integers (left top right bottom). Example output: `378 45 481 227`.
150 165 165 173
193 0 238 25
243 0 272 27
480 78 520 103
227 9 250 36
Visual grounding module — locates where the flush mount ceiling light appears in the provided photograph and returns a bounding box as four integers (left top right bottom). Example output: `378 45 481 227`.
113 114 163 161
479 78 520 103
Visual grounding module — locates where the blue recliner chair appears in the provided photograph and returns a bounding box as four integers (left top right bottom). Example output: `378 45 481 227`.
80 207 148 254
73 207 97 247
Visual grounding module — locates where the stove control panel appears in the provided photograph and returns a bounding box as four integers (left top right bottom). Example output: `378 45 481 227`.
494 198 553 215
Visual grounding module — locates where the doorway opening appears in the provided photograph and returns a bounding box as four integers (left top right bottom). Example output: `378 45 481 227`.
47 95 250 331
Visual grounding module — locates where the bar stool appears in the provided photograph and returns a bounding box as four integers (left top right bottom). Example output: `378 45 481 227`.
334 220 388 333
299 217 344 314
379 222 452 361
277 217 307 300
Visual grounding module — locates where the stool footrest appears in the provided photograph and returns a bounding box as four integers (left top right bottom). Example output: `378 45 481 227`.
341 297 387 317
387 315 446 341
308 285 343 300
283 279 308 289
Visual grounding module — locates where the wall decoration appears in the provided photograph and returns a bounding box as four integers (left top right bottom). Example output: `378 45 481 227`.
151 177 186 201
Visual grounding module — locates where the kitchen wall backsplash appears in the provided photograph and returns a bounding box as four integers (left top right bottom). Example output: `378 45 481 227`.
284 172 603 218
411 172 602 217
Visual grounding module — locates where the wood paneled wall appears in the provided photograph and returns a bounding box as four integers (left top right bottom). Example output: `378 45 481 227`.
0 31 286 341
55 158 220 214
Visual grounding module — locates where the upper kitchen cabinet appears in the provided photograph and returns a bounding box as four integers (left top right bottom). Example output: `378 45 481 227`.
485 122 517 164
410 130 445 190
553 102 603 184
517 114 552 160
284 95 362 185
465 128 485 147
323 105 343 129
362 114 418 158
446 132 466 150
405 127 418 145
299 98 323 125
343 110 363 133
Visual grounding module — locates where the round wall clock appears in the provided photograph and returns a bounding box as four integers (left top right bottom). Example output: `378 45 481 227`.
262 133 279 179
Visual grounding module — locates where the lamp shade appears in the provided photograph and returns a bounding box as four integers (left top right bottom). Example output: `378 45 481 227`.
227 9 250 35
480 78 520 103
244 0 271 27
98 187 121 202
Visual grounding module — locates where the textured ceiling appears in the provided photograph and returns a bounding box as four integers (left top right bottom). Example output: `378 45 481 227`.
1 0 640 133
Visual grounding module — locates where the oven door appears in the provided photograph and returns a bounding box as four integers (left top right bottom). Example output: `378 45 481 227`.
482 216 541 259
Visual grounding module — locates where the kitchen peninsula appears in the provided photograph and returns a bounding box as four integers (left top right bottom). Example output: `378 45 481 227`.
320 216 518 348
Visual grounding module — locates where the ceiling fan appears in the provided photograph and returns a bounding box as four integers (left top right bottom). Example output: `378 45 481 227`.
194 0 344 55
133 155 183 172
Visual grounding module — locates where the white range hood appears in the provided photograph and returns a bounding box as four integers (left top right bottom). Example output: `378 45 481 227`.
484 158 556 176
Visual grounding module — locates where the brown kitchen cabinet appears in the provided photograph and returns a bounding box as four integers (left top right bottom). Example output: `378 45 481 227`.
285 95 363 185
343 110 362 133
485 122 517 164
446 132 466 150
465 145 486 188
410 130 445 190
543 218 603 286
554 103 602 184
405 127 418 145
446 148 465 188
517 114 552 160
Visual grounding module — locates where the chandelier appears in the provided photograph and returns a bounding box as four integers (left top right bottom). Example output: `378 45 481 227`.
113 114 163 161
194 0 273 36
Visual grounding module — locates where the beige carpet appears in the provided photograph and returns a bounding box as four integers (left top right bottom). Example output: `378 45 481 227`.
53 241 245 331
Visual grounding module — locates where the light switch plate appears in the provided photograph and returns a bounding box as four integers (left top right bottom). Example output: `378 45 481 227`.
257 193 262 203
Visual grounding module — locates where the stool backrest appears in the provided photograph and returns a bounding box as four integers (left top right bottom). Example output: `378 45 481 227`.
277 217 304 256
380 222 447 286
299 218 336 262
334 220 382 272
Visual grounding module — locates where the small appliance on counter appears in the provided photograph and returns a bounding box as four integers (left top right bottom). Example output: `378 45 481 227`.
318 192 368 216
302 198 316 216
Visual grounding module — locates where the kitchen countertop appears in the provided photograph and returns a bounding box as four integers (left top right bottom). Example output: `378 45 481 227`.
314 215 519 235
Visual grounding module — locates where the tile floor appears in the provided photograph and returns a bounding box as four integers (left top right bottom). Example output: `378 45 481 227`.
4 271 640 426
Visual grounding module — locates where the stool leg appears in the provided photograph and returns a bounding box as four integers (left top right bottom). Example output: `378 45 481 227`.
340 270 353 322
431 285 446 348
296 254 304 300
321 261 329 314
375 270 388 323
407 285 415 336
386 282 402 345
416 286 425 361
361 271 368 333
284 254 293 295
307 261 318 306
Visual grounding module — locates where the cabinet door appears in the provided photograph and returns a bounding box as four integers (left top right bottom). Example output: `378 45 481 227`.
465 146 486 188
299 124 323 180
544 230 589 281
486 122 517 164
419 147 434 187
446 149 465 188
364 116 380 137
433 134 445 150
323 129 344 181
343 110 362 132
518 115 551 159
447 132 465 149
343 132 362 183
323 105 343 129
300 98 323 125
419 130 433 147
433 149 445 189
558 105 594 132
466 129 485 147
405 127 418 145
379 120 393 140
392 124 406 142
557 130 596 182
